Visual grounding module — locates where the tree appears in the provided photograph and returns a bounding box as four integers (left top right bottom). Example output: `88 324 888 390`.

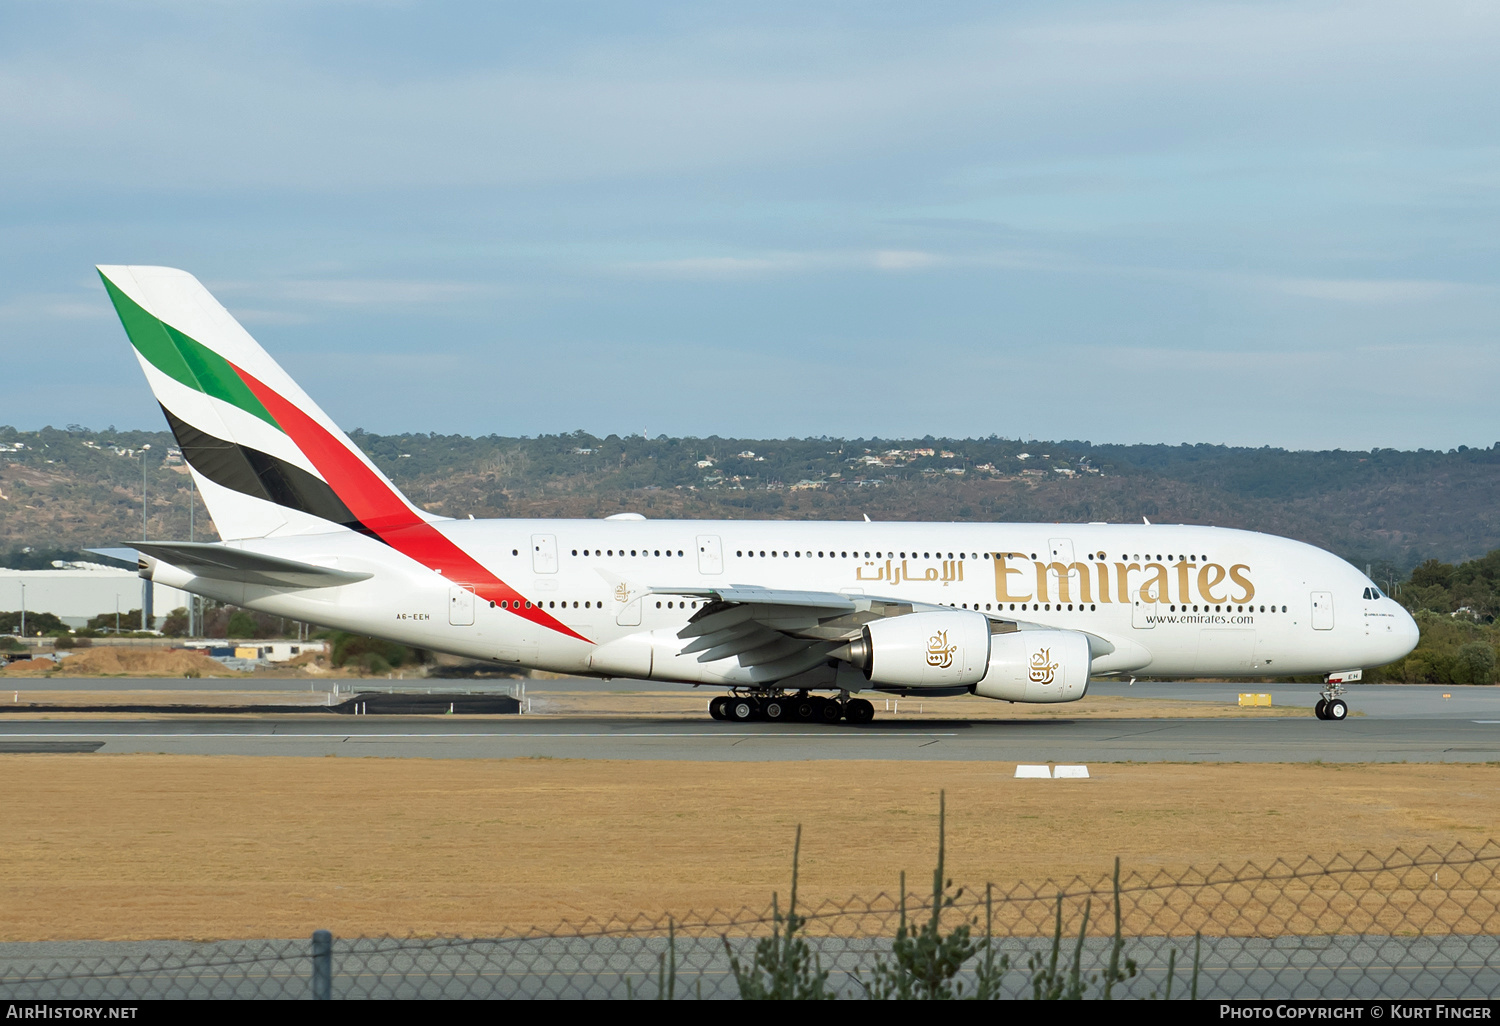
226 611 258 639
0 610 67 635
87 610 140 633
1452 643 1497 685
160 607 189 637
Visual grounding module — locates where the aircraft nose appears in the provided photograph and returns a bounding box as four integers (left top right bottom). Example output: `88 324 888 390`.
1391 604 1420 661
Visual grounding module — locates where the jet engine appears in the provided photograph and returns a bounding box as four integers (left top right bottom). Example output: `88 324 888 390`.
972 629 1091 703
839 610 992 687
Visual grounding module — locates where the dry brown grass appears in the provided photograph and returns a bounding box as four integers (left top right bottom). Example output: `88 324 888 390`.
1 755 1496 941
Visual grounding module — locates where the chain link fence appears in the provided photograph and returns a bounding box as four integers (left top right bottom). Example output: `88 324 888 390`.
3 840 1498 999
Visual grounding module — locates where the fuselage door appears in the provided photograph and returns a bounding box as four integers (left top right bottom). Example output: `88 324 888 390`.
697 535 723 575
448 585 475 626
1311 591 1334 630
1131 589 1155 629
1048 537 1079 596
532 534 558 574
616 588 642 626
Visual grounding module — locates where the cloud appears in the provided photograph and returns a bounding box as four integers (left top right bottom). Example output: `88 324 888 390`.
872 250 941 271
5 2 1498 193
5 3 1500 450
0 295 109 323
1273 278 1477 304
614 256 803 279
617 249 946 279
210 278 493 307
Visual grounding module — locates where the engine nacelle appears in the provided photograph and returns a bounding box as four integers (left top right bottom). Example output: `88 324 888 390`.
972 629 1091 703
844 610 992 687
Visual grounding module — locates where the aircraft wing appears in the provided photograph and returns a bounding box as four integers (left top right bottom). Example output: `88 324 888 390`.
646 584 918 683
135 541 373 589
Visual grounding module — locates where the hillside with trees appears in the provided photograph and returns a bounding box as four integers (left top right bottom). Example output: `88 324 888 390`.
4 422 1499 682
3 425 1500 586
1373 549 1500 684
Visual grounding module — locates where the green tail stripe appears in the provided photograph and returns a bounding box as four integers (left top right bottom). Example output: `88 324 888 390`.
100 272 281 432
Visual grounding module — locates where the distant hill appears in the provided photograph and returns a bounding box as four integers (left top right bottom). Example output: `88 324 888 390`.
3 424 1498 584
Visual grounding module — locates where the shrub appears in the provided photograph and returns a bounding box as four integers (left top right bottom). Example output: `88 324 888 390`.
160 607 189 637
358 652 393 675
1452 643 1497 685
330 632 413 671
225 611 258 639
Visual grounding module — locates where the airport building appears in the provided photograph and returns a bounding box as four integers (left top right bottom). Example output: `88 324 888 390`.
0 563 191 631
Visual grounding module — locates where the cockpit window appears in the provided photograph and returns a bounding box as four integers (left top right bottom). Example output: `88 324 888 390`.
1363 587 1384 600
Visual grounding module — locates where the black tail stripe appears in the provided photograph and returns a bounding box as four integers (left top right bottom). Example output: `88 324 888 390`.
160 404 379 540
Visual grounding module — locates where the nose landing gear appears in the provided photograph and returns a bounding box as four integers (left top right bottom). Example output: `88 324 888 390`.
1314 678 1350 721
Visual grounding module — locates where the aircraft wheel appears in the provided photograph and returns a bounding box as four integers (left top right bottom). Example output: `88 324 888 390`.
709 697 730 720
795 699 819 721
846 698 875 724
763 699 787 722
729 697 758 722
1314 699 1328 720
1325 698 1348 721
820 700 843 723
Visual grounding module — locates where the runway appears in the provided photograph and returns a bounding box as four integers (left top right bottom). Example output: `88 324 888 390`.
2 679 1497 761
2 710 1499 761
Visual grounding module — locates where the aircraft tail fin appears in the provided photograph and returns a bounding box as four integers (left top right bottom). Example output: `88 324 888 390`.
98 265 435 542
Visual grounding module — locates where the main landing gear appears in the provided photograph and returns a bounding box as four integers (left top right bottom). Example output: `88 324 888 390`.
1314 681 1349 721
709 691 876 724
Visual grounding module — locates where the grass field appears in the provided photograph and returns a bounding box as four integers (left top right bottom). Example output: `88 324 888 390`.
1 755 1495 941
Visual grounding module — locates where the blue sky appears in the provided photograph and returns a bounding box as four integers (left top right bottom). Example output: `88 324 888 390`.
2 1 1498 449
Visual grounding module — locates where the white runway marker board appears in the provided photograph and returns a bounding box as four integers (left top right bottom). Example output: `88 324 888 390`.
1014 764 1091 778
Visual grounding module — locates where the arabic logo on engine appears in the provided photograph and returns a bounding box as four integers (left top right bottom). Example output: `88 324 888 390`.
925 630 957 668
1029 647 1059 685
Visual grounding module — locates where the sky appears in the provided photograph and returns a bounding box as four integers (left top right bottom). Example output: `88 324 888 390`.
2 0 1498 450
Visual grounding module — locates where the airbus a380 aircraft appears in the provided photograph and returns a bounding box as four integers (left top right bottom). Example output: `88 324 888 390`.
99 265 1419 724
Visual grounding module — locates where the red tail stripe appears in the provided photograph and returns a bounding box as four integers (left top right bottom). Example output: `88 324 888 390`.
232 364 589 644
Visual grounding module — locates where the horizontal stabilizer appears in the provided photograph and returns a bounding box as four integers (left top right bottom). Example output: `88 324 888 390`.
135 541 373 589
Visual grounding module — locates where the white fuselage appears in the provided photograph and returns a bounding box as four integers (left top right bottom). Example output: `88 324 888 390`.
149 517 1420 693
